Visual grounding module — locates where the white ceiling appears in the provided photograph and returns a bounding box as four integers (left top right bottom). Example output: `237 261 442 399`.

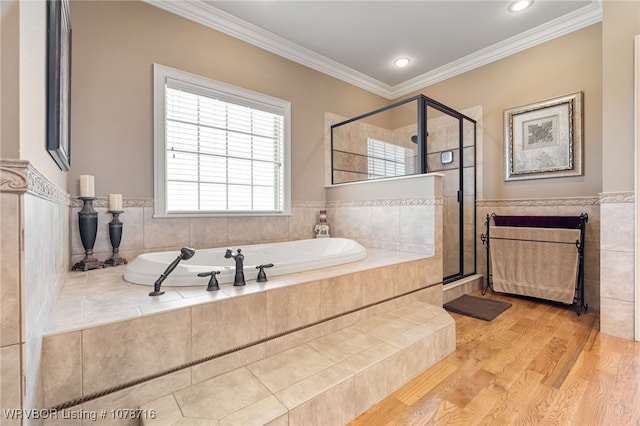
148 0 602 99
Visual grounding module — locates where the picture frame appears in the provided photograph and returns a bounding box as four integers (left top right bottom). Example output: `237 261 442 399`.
504 92 582 181
46 0 72 171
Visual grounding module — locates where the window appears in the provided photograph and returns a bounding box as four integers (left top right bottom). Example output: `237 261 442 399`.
367 138 415 179
154 64 291 217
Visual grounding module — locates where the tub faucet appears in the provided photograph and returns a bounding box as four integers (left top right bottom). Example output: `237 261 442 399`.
149 247 195 296
225 248 246 286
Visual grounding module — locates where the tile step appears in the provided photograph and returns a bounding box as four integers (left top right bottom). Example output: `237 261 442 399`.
140 301 455 425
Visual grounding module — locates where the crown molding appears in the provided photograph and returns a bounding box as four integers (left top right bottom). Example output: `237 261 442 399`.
392 0 603 98
145 0 602 100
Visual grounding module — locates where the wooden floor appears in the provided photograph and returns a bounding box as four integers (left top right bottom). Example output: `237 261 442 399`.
348 291 640 426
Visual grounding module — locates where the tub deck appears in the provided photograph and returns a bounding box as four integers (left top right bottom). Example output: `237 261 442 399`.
42 246 450 423
46 248 431 336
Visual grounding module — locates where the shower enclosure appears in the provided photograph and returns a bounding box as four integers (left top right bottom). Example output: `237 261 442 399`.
330 95 477 283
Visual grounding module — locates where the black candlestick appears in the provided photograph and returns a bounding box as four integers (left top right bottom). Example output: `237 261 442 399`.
104 210 127 266
72 197 104 271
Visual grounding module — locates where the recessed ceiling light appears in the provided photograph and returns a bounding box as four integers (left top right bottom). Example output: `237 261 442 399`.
508 0 534 13
394 58 410 68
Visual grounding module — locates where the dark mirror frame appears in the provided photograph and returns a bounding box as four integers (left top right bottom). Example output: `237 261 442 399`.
46 0 72 171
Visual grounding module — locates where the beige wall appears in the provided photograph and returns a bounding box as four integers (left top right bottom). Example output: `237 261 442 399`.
403 24 603 200
1 0 20 160
602 0 640 193
1 0 68 189
69 0 388 201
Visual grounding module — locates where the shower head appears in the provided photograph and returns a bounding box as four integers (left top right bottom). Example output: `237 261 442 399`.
411 133 428 144
180 247 196 260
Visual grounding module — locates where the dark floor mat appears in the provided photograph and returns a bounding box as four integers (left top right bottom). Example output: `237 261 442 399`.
444 294 512 321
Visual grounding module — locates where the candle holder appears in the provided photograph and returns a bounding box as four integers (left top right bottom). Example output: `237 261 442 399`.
72 197 105 271
104 210 128 266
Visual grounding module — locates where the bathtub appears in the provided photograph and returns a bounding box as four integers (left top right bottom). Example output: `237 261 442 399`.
123 238 367 287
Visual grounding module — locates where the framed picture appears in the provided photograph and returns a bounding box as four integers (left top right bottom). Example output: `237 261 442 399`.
46 0 72 171
504 92 583 181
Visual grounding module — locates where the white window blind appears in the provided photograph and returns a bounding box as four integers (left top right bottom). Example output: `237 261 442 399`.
367 138 415 179
154 65 290 217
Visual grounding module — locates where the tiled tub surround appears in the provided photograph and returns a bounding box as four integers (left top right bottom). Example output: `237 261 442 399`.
476 197 601 312
0 160 71 419
70 199 322 266
42 247 447 417
599 192 635 340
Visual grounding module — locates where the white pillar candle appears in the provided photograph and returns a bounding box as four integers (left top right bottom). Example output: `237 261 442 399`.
79 175 95 197
108 194 122 211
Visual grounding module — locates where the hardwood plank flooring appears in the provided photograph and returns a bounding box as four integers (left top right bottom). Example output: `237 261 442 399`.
348 291 640 426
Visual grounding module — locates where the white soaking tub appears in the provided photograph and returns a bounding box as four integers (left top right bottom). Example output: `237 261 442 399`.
123 238 367 286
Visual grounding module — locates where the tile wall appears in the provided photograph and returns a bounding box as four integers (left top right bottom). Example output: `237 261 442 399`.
70 200 322 266
599 191 635 339
0 159 70 422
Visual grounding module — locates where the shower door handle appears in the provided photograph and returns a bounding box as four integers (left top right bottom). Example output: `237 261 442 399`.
457 190 462 203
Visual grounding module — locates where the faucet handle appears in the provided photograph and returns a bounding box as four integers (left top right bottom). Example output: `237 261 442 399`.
198 270 221 291
256 263 274 282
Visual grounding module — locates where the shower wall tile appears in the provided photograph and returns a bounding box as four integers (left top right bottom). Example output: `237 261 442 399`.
191 293 267 360
82 309 192 395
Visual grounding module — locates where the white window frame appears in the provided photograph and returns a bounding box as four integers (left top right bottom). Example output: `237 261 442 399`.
153 64 291 218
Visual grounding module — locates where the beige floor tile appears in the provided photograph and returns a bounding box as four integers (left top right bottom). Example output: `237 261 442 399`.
387 301 440 324
351 312 418 341
306 327 383 362
275 363 354 410
247 345 334 393
174 368 271 419
337 342 399 375
219 395 287 426
140 394 183 425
